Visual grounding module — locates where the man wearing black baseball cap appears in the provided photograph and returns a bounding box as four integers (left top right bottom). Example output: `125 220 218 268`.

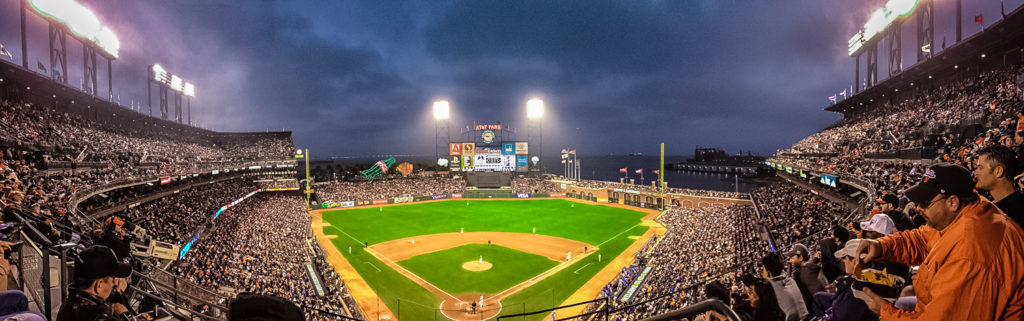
875 193 917 231
56 245 133 321
854 163 1024 320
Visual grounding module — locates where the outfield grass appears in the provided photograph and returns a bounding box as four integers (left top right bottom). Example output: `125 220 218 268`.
398 244 560 295
321 199 649 320
322 199 645 245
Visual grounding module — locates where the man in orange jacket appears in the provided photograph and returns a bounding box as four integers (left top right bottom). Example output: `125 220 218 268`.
855 163 1024 320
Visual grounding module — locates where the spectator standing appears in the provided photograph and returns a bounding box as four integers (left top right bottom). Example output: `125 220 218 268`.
974 144 1024 225
876 193 917 232
856 164 1024 320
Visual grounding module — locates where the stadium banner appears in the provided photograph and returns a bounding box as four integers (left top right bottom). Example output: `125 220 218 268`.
320 201 354 209
820 174 838 188
449 143 463 156
211 170 219 175
597 197 609 202
532 193 550 198
502 143 515 155
393 196 413 204
515 142 528 155
462 143 476 155
414 196 431 202
452 193 463 199
514 193 531 198
357 200 371 206
373 199 388 205
517 155 528 166
550 192 566 197
475 124 502 130
475 146 503 155
431 194 449 200
159 176 171 185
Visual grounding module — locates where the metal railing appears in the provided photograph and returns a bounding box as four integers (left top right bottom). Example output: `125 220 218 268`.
639 299 742 321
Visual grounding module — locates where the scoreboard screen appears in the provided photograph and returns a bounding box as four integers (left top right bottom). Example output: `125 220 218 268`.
449 141 527 172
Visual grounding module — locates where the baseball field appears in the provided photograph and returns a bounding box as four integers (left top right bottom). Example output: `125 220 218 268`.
315 199 657 321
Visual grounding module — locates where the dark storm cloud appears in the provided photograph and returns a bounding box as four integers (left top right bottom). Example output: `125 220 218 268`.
7 0 1014 158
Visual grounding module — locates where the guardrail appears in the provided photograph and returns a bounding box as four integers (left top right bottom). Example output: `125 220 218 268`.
639 299 742 321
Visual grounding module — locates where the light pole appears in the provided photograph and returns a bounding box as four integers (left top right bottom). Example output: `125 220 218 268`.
433 100 450 171
527 98 544 174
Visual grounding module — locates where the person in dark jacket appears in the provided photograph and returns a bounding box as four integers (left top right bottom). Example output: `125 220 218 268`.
974 144 1024 225
876 193 917 231
813 239 880 321
56 245 133 321
787 243 827 314
97 217 132 260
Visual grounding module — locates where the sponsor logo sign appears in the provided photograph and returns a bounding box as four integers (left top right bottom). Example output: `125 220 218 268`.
462 143 476 155
517 155 528 166
372 199 388 205
393 196 413 204
449 143 463 156
159 176 171 185
431 194 449 200
502 143 515 155
515 193 531 198
550 192 566 197
515 142 528 155
452 193 463 199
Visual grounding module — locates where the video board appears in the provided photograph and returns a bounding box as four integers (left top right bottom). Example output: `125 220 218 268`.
449 142 527 172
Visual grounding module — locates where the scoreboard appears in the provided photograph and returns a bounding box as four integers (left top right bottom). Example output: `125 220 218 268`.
449 142 528 172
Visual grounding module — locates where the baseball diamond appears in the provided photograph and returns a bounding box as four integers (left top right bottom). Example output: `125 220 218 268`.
313 198 659 321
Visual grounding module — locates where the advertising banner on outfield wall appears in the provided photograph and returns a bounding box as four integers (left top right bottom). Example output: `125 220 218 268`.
320 201 354 209
532 193 550 198
514 193 531 198
373 199 388 205
452 193 463 199
431 194 449 200
393 196 413 204
550 192 566 197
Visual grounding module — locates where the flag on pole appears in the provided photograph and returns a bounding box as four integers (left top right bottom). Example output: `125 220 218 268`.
561 153 568 159
560 149 568 154
561 160 566 164
37 61 46 72
652 170 660 175
975 14 983 25
619 167 627 173
568 150 576 155
828 95 837 104
0 43 11 59
839 89 847 99
635 168 643 174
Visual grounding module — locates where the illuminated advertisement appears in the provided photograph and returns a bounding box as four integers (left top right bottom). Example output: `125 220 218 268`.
515 142 529 155
821 174 838 188
472 154 515 171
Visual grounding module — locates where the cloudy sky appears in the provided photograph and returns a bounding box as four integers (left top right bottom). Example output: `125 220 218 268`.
1 0 1018 158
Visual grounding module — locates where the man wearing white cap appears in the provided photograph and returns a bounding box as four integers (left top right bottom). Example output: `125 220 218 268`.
860 214 895 239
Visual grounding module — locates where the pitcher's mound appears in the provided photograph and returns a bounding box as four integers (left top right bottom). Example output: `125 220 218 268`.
462 261 493 271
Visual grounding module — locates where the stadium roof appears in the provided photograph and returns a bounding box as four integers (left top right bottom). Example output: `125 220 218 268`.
827 4 1024 113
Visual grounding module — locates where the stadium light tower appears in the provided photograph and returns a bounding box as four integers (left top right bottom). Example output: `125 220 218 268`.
433 100 451 170
527 98 544 174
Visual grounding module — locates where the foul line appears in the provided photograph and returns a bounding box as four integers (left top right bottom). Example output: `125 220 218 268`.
573 263 594 274
329 225 365 245
366 247 461 302
364 262 381 272
597 222 642 247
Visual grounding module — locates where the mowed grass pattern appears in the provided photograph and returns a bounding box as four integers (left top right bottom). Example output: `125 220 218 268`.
322 199 645 245
398 244 559 294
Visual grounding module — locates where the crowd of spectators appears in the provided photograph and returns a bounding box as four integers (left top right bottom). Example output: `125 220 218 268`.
571 179 749 199
752 184 847 249
317 176 466 201
118 178 258 245
511 177 561 194
172 193 362 320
